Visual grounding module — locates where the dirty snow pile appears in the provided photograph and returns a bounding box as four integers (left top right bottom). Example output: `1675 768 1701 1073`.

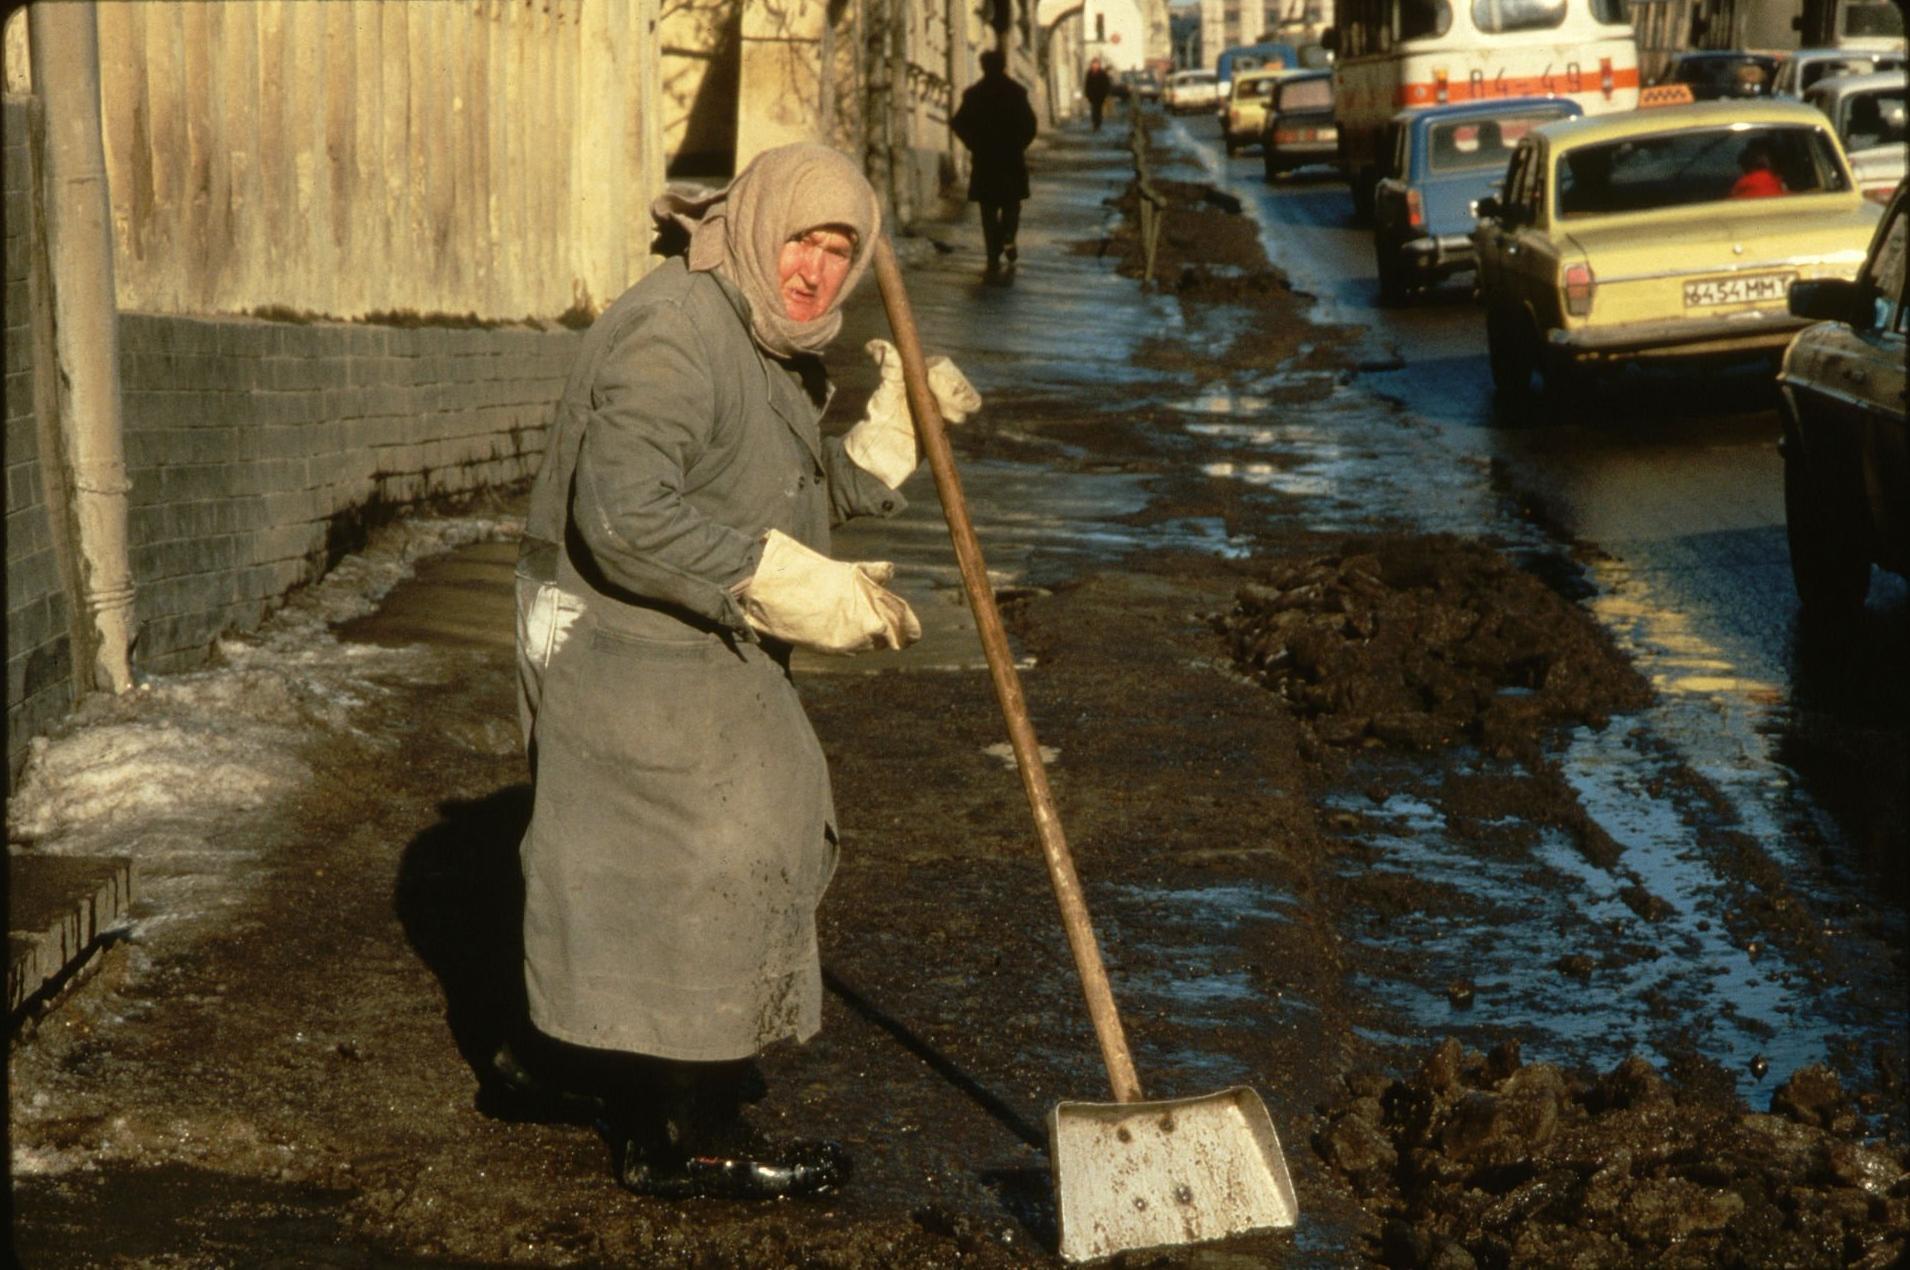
1217 536 1652 759
6 512 519 929
1317 1036 1909 1267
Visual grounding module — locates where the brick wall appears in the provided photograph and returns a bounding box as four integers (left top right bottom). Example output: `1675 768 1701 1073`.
118 316 576 673
7 87 581 788
5 95 75 777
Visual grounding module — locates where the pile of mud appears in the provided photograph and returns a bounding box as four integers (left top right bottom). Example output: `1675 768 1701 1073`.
1317 1038 1909 1267
1100 176 1291 302
1216 537 1652 758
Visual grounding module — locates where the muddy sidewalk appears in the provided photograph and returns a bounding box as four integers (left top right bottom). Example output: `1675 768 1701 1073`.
10 113 1909 1268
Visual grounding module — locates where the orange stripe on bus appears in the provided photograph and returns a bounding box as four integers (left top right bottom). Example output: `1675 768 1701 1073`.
1395 66 1641 106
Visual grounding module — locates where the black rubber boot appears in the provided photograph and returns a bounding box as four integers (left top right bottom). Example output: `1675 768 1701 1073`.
479 1034 608 1124
610 1059 851 1200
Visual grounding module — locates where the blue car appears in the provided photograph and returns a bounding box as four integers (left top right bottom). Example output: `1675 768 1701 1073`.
1371 98 1583 305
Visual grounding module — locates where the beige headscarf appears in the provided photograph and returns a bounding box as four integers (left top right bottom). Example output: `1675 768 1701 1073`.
651 143 882 359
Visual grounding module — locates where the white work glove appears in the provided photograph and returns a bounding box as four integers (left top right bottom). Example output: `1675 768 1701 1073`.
841 338 983 490
738 529 922 655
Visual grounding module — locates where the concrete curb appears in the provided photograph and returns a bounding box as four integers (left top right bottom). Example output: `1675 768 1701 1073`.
8 852 134 1022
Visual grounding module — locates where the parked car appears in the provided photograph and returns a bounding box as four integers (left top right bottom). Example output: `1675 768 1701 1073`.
1370 97 1582 303
1222 68 1288 156
1164 69 1219 115
1804 69 1908 202
1472 99 1882 398
1259 69 1337 180
1122 68 1163 103
1653 50 1782 100
1772 46 1906 98
1776 178 1907 617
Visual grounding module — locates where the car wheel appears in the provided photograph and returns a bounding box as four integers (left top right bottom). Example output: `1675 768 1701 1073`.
1376 240 1409 306
1263 150 1280 181
1351 168 1377 225
1540 342 1588 398
1783 432 1870 619
1487 307 1538 401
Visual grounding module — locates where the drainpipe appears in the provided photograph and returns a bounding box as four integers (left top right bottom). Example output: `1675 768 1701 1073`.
28 1 135 694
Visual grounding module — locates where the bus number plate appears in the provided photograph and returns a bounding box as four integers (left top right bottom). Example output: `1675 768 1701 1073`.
1683 272 1793 308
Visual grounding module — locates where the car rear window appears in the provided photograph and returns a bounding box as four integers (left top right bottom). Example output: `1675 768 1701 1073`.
1554 125 1851 217
1237 77 1277 100
1872 209 1906 316
1799 58 1880 92
1427 109 1570 172
1277 77 1333 110
1839 88 1907 151
1675 56 1776 92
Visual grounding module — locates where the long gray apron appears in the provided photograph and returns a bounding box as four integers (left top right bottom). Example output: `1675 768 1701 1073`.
516 259 900 1061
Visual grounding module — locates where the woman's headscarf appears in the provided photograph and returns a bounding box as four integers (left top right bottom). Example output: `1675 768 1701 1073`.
651 143 882 359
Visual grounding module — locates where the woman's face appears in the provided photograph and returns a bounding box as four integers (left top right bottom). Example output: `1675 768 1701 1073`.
778 225 857 322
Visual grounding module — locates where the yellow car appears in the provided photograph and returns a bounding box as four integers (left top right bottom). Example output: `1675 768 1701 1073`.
1222 69 1288 157
1473 99 1883 396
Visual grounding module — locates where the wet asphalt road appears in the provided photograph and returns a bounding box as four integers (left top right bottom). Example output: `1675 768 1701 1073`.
1108 109 1907 1102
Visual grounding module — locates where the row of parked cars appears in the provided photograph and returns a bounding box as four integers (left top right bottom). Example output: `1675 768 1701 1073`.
1188 50 1906 617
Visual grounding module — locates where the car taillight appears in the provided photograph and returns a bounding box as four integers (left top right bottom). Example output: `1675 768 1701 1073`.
1564 263 1595 317
1864 184 1893 204
1600 57 1614 99
1406 187 1425 230
1434 68 1449 104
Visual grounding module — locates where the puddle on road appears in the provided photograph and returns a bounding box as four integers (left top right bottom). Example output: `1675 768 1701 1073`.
1100 880 1300 1087
1167 387 1501 536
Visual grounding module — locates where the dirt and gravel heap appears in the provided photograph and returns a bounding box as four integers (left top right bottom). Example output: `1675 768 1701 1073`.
1316 1037 1909 1268
1216 536 1652 758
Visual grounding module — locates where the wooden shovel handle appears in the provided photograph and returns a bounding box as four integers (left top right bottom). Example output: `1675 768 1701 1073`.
872 236 1144 1105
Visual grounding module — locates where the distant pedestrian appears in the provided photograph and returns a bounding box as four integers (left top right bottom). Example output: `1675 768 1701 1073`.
952 49 1039 277
1084 58 1113 131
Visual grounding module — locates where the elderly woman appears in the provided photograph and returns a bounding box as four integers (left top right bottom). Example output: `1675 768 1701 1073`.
511 143 978 1199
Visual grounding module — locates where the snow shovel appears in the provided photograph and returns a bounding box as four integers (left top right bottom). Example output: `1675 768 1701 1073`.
871 237 1300 1262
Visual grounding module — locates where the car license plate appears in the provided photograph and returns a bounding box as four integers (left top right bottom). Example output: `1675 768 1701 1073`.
1682 272 1794 308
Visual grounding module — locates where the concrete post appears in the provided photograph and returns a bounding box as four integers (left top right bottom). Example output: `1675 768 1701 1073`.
27 1 136 695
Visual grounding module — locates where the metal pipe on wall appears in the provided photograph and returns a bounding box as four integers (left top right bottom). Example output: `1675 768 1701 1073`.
27 1 136 695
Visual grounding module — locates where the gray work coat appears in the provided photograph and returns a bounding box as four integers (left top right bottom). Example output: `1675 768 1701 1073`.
515 257 902 1062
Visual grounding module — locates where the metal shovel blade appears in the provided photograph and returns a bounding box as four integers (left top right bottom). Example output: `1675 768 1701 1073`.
1050 1085 1299 1263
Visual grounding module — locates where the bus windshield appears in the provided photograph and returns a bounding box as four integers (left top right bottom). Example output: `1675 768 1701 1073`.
1844 1 1906 39
1218 43 1300 80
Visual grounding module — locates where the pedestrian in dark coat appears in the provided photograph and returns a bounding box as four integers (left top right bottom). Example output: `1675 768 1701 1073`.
951 49 1039 276
511 142 980 1202
1084 58 1113 131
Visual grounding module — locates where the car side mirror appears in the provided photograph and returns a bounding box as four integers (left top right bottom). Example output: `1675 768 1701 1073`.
1789 278 1873 326
1476 195 1502 220
1321 26 1339 53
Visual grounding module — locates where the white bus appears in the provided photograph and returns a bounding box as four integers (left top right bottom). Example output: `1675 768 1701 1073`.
1326 0 1640 218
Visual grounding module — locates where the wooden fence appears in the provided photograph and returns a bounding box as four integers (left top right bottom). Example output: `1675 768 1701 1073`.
85 0 666 322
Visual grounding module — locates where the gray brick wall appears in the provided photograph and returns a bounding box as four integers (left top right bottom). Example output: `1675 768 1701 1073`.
7 89 579 784
118 314 577 675
6 95 75 780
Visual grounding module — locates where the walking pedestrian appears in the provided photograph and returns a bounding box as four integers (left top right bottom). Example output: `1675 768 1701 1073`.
510 142 981 1200
1084 58 1113 131
951 49 1040 278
